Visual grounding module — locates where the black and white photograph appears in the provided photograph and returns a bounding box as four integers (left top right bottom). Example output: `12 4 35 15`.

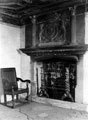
0 0 88 120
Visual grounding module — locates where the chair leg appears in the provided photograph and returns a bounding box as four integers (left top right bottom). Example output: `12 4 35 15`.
4 94 7 105
12 94 15 108
25 83 29 101
16 94 18 101
25 90 29 101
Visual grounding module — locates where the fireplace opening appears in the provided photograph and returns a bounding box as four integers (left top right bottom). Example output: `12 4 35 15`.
37 58 77 102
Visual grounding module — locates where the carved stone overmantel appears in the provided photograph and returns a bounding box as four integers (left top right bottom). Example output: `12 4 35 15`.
36 9 72 47
38 10 71 46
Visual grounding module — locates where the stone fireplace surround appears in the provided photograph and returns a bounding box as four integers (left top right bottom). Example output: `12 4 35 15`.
20 4 88 111
21 44 88 112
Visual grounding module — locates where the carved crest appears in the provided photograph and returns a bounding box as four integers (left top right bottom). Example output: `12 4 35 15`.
39 9 71 46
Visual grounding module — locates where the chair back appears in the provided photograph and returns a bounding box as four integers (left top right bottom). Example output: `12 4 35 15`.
1 68 18 91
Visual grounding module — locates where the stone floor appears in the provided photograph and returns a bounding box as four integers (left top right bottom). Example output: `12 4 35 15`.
0 102 88 120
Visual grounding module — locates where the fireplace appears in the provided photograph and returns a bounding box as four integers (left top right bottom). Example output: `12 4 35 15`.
20 5 88 111
37 58 76 102
20 45 88 103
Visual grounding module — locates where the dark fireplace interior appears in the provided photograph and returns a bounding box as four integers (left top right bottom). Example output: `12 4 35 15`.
37 57 77 102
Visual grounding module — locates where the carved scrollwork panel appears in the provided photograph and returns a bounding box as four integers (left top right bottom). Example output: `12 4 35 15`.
39 9 71 46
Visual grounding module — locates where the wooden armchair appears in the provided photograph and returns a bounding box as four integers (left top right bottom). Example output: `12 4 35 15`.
1 68 31 108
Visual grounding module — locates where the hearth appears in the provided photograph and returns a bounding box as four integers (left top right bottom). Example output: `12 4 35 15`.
37 58 76 102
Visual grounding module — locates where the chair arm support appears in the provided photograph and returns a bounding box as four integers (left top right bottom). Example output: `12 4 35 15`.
16 77 31 84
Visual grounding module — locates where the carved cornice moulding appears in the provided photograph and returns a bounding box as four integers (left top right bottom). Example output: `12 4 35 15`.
20 44 88 60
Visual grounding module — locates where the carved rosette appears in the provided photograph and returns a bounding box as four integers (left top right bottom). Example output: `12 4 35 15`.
39 10 71 46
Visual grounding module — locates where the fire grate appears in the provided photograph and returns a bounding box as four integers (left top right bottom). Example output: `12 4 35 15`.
37 60 76 102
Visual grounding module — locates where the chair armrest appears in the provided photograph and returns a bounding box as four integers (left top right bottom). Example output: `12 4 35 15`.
16 77 31 84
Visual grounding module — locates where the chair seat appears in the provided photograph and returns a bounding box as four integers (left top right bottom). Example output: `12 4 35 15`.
4 88 28 95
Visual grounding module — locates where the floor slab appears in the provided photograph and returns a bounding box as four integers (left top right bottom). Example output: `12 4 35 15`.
0 102 88 120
